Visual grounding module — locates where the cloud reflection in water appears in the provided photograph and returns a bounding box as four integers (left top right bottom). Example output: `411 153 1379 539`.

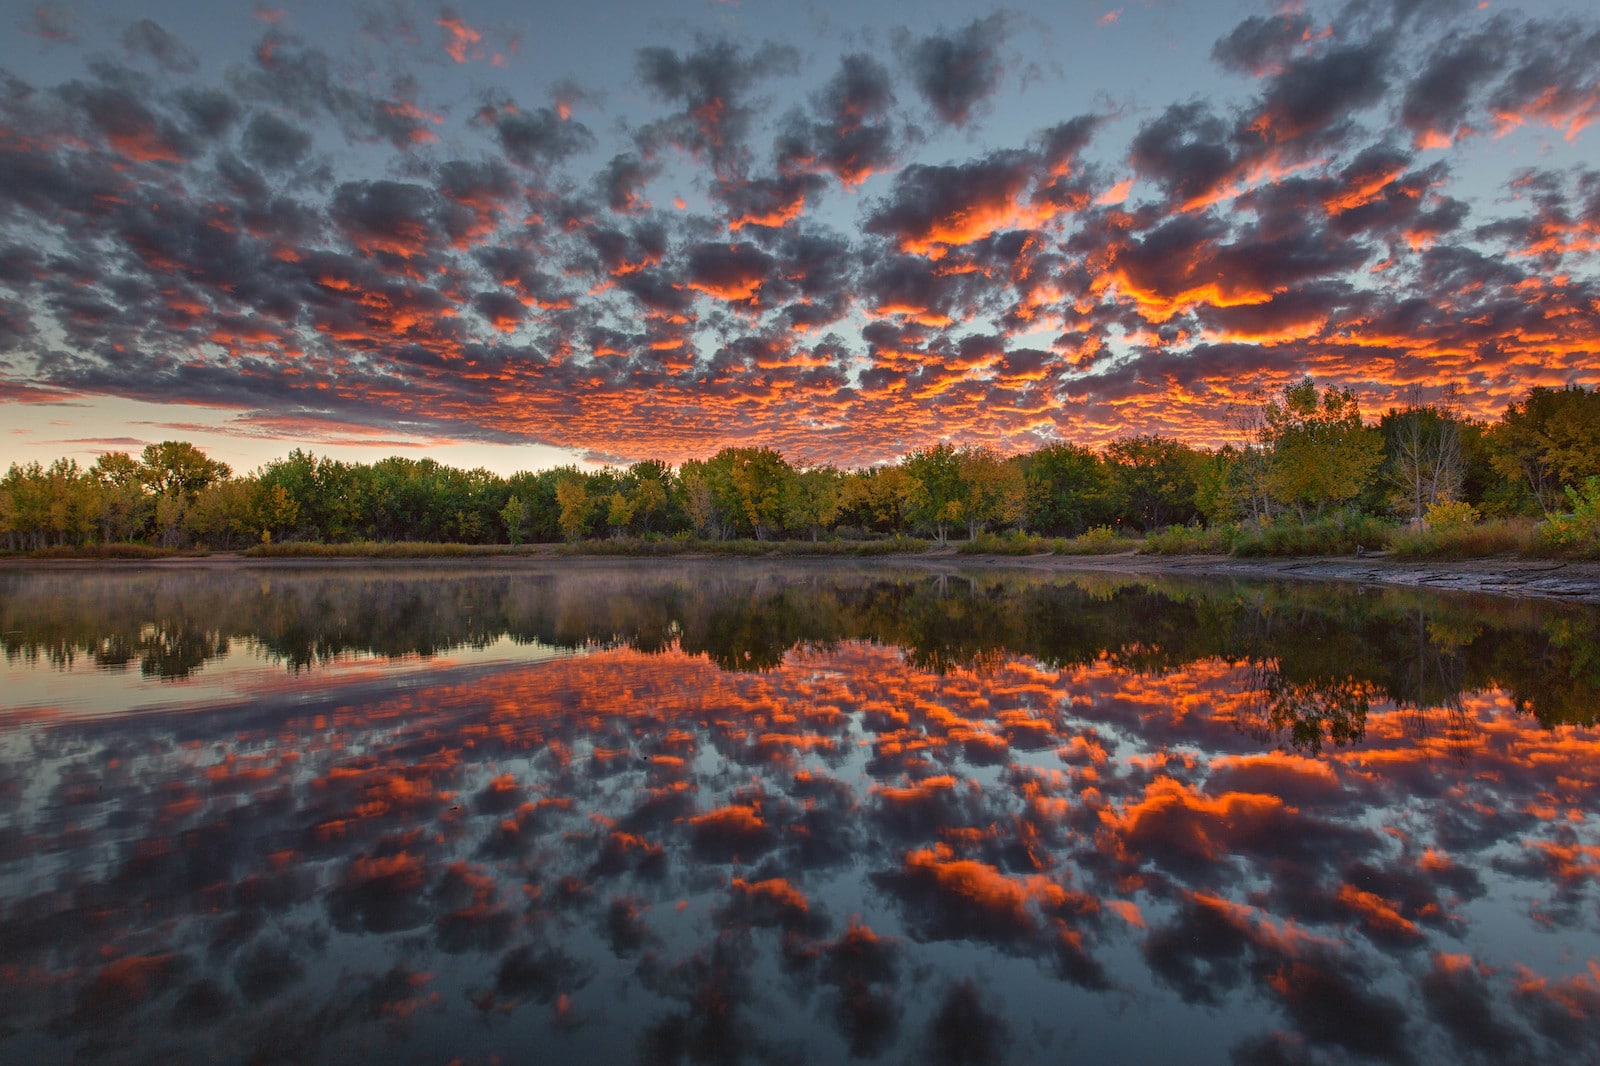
0 563 1597 1064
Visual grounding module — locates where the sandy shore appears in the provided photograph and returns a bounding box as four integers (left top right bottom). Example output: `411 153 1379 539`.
4 549 1599 604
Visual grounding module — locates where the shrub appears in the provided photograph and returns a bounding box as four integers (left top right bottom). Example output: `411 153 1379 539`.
1055 525 1130 555
957 531 1053 555
1231 515 1395 557
1425 500 1479 529
1140 524 1235 555
1536 477 1600 558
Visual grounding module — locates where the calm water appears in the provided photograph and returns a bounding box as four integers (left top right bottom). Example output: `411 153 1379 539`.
2 561 1598 1065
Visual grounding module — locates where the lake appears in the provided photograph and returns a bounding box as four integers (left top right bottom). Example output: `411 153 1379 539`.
1 560 1597 1065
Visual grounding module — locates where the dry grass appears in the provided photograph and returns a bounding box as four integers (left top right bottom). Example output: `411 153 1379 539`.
1389 518 1540 559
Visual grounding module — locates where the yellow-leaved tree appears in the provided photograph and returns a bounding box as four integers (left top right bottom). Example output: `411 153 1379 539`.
1264 378 1384 521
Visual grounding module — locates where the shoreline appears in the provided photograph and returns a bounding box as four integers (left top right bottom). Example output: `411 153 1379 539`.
3 549 1599 604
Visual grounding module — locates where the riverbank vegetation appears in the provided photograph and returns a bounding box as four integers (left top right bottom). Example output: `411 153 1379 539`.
3 380 1598 559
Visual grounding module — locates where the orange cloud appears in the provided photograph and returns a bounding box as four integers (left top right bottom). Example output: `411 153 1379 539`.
437 12 483 63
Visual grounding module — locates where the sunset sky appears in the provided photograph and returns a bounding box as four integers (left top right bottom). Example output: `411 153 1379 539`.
1 0 1597 474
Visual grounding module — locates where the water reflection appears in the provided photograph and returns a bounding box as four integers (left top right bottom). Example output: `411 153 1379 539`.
0 562 1596 1064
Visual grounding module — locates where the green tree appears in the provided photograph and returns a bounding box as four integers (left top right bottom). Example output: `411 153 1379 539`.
1484 385 1600 514
839 466 919 534
627 461 672 534
90 452 150 542
679 461 718 538
0 482 13 550
186 479 255 548
139 441 229 499
606 491 636 537
2 463 47 549
153 491 188 548
1263 379 1383 521
1022 443 1114 535
902 444 964 543
784 466 843 541
704 447 795 539
1194 447 1245 526
501 494 529 545
1105 435 1202 530
251 482 299 540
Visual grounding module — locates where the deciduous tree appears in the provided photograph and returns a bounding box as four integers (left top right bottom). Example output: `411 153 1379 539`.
1382 396 1464 527
1263 379 1383 521
139 441 229 499
1485 385 1600 514
902 444 964 543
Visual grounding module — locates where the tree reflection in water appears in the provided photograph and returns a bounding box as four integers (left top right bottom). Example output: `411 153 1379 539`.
0 562 1596 1065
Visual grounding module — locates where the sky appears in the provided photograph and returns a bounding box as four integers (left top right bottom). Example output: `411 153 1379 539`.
0 0 1597 475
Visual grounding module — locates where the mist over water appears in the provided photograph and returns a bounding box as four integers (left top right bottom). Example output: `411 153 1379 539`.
2 562 1597 1064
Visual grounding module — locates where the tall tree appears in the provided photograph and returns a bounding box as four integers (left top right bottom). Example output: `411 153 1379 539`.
839 467 919 535
1382 396 1464 527
1485 385 1600 514
704 447 794 539
626 461 672 534
1105 435 1202 530
139 441 230 499
606 491 636 538
902 444 964 543
678 461 718 538
1022 443 1113 535
501 494 529 545
186 479 255 548
1263 379 1383 521
555 474 592 542
90 452 150 542
785 466 843 541
956 446 1025 539
1194 446 1244 526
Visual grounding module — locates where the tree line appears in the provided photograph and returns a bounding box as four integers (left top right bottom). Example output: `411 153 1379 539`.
2 380 1597 551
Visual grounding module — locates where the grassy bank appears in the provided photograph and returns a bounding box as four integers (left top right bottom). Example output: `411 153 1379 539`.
6 519 1597 563
0 543 191 560
956 527 1136 556
234 537 933 559
1137 514 1599 560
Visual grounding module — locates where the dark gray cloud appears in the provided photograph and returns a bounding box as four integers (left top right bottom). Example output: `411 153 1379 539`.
1487 18 1600 138
329 180 442 260
596 152 659 214
1211 12 1316 77
58 72 203 163
487 103 594 168
903 14 1009 128
1247 41 1391 146
230 30 440 150
175 87 242 139
1129 101 1239 206
1399 28 1506 143
774 52 898 188
240 110 311 170
635 37 800 180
